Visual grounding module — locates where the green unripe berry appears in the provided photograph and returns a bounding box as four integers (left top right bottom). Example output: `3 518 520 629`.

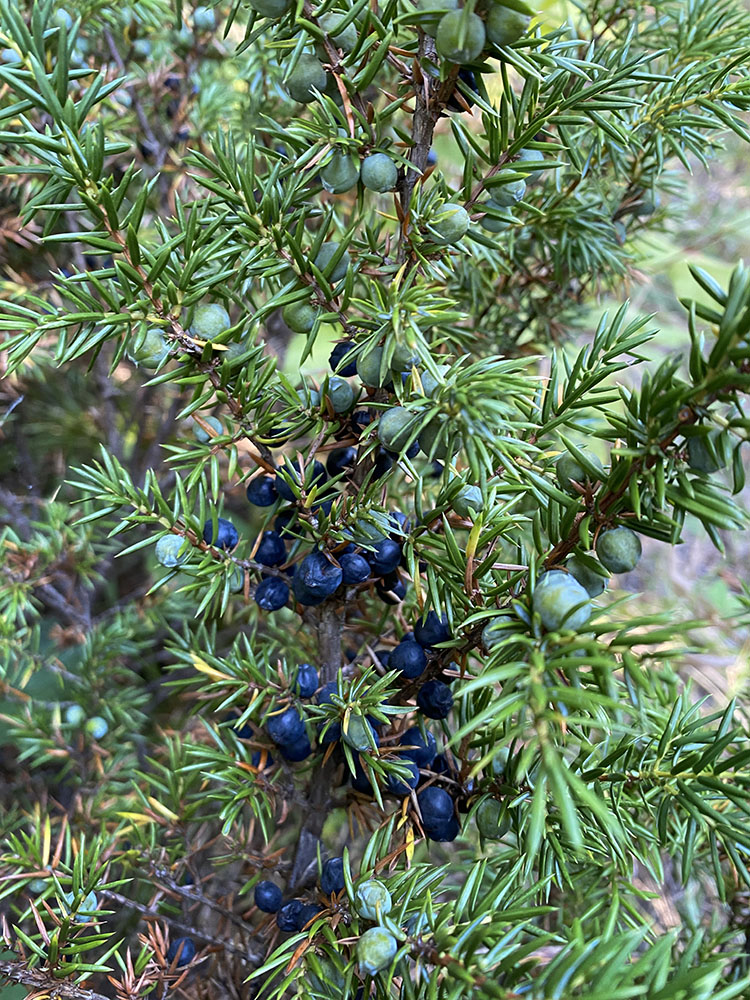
229 567 245 593
480 201 514 233
418 418 459 460
485 4 530 46
86 716 109 739
248 0 291 15
390 343 419 371
429 202 470 245
156 534 188 568
357 927 397 976
419 364 449 396
314 242 351 282
286 54 327 103
556 452 604 493
361 153 399 193
63 890 98 922
481 614 513 650
297 386 321 408
132 327 169 369
595 527 642 574
192 5 217 30
516 147 546 175
453 484 483 518
327 376 355 413
435 10 486 63
566 556 607 597
319 11 358 52
193 415 223 443
191 303 231 339
320 152 360 194
475 798 510 840
51 8 73 29
357 346 392 388
132 38 152 60
532 570 591 632
355 879 392 920
416 0 458 36
489 178 526 207
342 714 376 751
378 406 416 452
687 431 727 473
64 704 86 726
282 300 318 333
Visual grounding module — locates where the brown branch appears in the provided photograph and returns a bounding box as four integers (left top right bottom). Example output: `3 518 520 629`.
0 959 112 1000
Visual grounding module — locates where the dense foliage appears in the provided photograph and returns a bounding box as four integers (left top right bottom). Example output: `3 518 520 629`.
2 0 750 997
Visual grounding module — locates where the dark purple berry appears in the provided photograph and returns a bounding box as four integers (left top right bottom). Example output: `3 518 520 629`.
166 937 196 966
414 610 451 648
277 899 304 932
294 663 319 698
320 857 345 894
255 881 282 913
294 551 343 604
254 577 289 611
202 517 238 550
417 680 453 719
329 342 358 377
399 727 436 767
388 639 426 679
340 552 371 584
385 760 420 795
326 446 356 478
266 707 306 746
246 476 278 507
367 538 402 576
254 530 287 567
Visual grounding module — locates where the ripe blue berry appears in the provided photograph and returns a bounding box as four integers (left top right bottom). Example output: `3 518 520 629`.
202 517 239 550
326 446 356 478
255 880 282 913
351 757 374 794
320 857 345 894
296 902 322 929
376 575 406 604
398 727 436 767
316 681 338 704
329 342 358 376
246 476 278 507
254 530 287 567
373 649 391 667
294 663 319 698
319 720 342 744
388 639 426 679
426 814 460 841
294 551 343 604
276 899 304 932
251 748 274 769
367 538 402 576
266 707 306 746
167 937 196 966
254 577 289 611
417 680 453 719
414 610 451 648
280 735 313 761
386 760 420 795
340 552 371 584
275 459 327 501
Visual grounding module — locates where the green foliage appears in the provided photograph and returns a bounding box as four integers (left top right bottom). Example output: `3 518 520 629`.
1 0 750 998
